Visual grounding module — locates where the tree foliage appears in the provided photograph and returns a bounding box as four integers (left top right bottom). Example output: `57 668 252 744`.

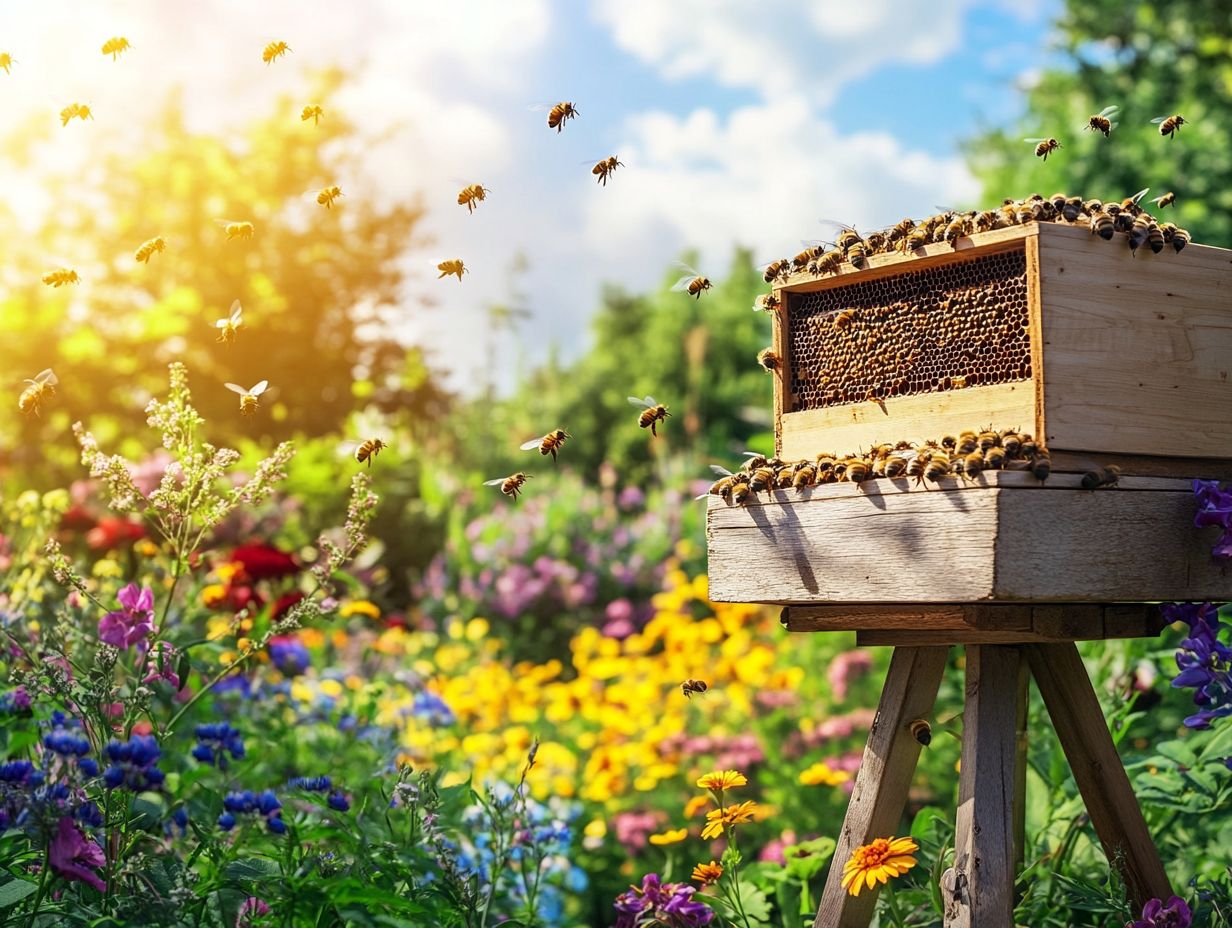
967 0 1232 248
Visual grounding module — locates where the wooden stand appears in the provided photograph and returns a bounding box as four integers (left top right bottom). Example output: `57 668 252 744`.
797 605 1173 928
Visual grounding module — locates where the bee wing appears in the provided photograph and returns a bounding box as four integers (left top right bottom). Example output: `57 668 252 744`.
229 299 243 322
249 380 269 396
1149 116 1168 124
670 274 696 292
1129 187 1150 204
1022 137 1050 143
709 465 734 476
34 368 57 385
671 259 699 275
817 219 856 235
214 318 231 329
483 477 507 486
224 382 247 395
1108 121 1119 130
627 395 655 408
1098 105 1120 117
519 438 544 451
215 219 240 227
1150 194 1168 205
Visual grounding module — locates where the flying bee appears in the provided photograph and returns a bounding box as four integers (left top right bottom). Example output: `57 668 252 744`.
832 309 856 331
1024 137 1061 161
681 679 708 699
224 379 269 416
17 368 57 418
1089 210 1115 240
437 259 468 281
484 472 533 501
1081 465 1121 489
547 101 579 131
0 53 14 74
1152 191 1176 208
761 258 791 283
42 267 79 287
591 156 623 185
1151 114 1186 139
457 184 490 213
628 395 670 436
217 220 254 241
671 263 711 299
60 103 93 126
134 236 166 263
350 438 387 468
101 37 131 59
752 293 781 313
521 428 570 462
316 185 344 209
756 348 780 374
1128 214 1155 255
215 300 243 343
1083 105 1119 137
909 719 932 746
301 104 323 125
262 40 291 64
1030 452 1051 482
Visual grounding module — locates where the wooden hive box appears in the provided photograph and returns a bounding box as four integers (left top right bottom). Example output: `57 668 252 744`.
708 221 1232 607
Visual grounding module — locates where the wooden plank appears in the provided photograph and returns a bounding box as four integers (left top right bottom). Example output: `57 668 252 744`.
944 645 1022 927
778 382 1036 464
856 626 1146 646
1025 643 1172 910
814 647 950 928
773 286 791 457
783 605 1032 633
1047 450 1232 481
1037 222 1232 459
1011 661 1030 899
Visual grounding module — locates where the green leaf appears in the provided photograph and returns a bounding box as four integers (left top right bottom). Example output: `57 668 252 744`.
911 806 952 843
224 857 282 882
736 882 773 925
0 878 37 907
782 836 837 881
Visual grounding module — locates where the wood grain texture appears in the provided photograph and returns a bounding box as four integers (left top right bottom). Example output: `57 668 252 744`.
779 382 1036 464
1011 662 1030 895
853 605 1163 645
1024 231 1048 446
1026 643 1172 910
1036 222 1232 458
783 604 1032 633
945 646 1022 927
814 647 950 928
773 286 791 457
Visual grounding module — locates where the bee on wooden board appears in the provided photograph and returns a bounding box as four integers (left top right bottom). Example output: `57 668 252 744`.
347 438 387 468
60 103 93 126
457 184 490 213
18 368 57 418
696 465 740 503
484 471 532 501
909 719 932 746
134 236 166 263
1152 191 1176 208
792 242 824 271
217 220 254 241
301 104 324 125
214 300 244 343
1164 224 1190 252
0 53 15 75
437 259 468 281
101 37 131 59
1151 114 1186 139
590 156 623 186
316 185 344 209
1081 464 1121 489
521 428 570 462
671 263 711 299
628 395 670 436
1089 209 1115 241
809 250 845 277
1083 105 1119 137
681 679 708 699
224 380 269 416
760 258 790 283
756 348 780 374
262 40 291 64
1024 137 1062 161
42 267 79 287
752 292 780 313
1030 452 1051 482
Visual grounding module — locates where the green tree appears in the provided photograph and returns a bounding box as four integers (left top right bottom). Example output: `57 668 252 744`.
967 0 1232 247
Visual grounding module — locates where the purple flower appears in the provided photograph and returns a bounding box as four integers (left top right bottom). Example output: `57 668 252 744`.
1193 480 1232 560
268 636 310 676
49 816 106 892
1165 602 1232 729
0 686 31 714
143 641 181 689
1130 895 1192 928
614 873 713 928
237 896 271 927
98 583 155 649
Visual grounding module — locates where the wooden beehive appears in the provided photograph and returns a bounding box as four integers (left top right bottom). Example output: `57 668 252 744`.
708 221 1232 607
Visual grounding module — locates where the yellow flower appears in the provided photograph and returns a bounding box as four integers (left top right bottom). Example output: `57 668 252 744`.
684 795 712 818
91 558 122 579
201 584 228 608
701 801 758 840
648 828 687 846
134 539 159 558
697 769 747 792
691 861 723 885
339 599 381 619
799 761 851 787
583 818 607 839
840 836 918 897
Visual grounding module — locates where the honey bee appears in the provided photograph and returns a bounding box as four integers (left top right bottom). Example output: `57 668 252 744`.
546 101 579 132
0 53 14 75
18 368 57 418
316 186 344 209
1089 209 1115 241
904 227 931 251
1170 225 1190 252
628 395 670 436
748 466 778 495
1062 196 1084 222
1122 188 1150 213
1080 465 1121 489
984 446 1007 470
521 428 570 462
42 268 79 287
671 263 711 299
1029 452 1051 482
101 37 131 59
885 218 916 249
844 240 868 268
752 293 781 313
792 462 817 491
134 236 166 263
923 454 952 485
215 300 243 343
217 220 255 241
756 348 780 374
1151 191 1176 208
262 41 291 64
352 438 387 468
761 259 790 283
1083 105 1119 137
435 259 469 281
832 309 856 331
730 480 752 505
484 472 533 501
863 231 889 255
956 431 978 455
1146 220 1165 254
909 718 932 746
961 451 985 480
301 104 324 125
832 227 862 252
1024 137 1062 161
591 156 623 186
884 454 909 479
843 458 871 483
943 213 974 248
977 430 999 452
457 184 490 213
1128 214 1155 255
973 210 1002 233
697 466 740 503
60 103 93 126
810 251 845 276
793 243 823 271
775 464 797 490
680 679 708 699
1000 432 1022 457
1151 114 1186 139
224 380 269 416
906 451 928 483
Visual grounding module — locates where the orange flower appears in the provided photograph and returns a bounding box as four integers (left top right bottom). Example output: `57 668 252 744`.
840 836 918 897
648 828 687 846
799 761 851 787
683 795 711 818
700 800 758 840
691 861 723 885
696 769 747 792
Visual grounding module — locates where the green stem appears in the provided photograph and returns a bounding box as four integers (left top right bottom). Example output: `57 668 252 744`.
24 852 51 928
884 883 908 928
164 650 256 735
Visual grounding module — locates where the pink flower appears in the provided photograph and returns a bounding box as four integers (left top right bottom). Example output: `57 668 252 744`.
49 817 105 892
143 641 181 689
237 896 271 927
827 651 873 701
98 583 155 649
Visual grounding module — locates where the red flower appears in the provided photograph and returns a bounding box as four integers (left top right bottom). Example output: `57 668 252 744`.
271 591 305 621
86 517 146 551
59 504 97 533
230 544 300 580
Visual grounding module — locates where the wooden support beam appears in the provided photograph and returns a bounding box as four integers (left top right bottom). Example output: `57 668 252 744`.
944 646 1023 927
1025 643 1172 910
814 647 950 928
854 604 1164 647
1011 660 1030 903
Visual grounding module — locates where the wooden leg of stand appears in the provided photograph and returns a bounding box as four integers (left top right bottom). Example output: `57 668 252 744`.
943 645 1022 928
813 646 950 928
1012 660 1030 892
1025 642 1172 910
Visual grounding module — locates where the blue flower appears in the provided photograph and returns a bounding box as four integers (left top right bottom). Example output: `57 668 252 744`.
411 691 456 728
327 792 350 812
269 637 310 677
220 789 284 834
43 721 90 757
288 776 332 792
102 735 165 791
76 802 104 828
192 723 246 769
218 811 237 831
77 758 99 778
